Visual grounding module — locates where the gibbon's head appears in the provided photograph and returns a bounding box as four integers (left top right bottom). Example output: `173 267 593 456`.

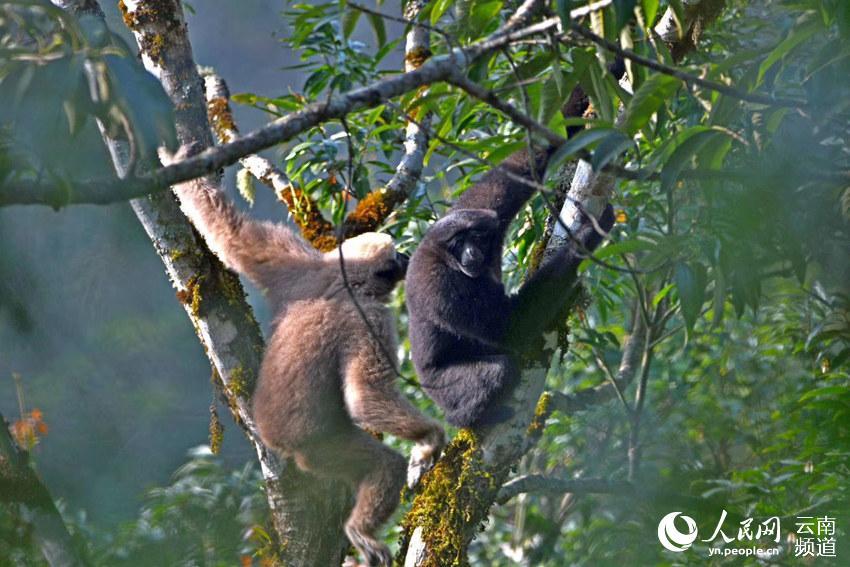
425 209 500 279
327 232 409 300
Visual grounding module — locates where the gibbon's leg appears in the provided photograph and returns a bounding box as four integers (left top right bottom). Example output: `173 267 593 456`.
344 347 446 487
294 428 405 567
345 379 445 488
422 354 519 428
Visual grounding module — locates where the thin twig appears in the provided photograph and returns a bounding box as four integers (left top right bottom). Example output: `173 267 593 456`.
564 24 809 110
346 1 455 48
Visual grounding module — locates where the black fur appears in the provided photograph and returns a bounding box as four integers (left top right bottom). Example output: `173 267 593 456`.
406 150 614 427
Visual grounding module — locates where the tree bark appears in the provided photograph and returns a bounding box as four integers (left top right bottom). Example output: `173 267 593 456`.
54 0 352 564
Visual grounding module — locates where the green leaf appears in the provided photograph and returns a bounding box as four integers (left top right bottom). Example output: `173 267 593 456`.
546 128 618 175
467 0 503 31
507 51 557 82
712 264 726 327
366 12 386 46
623 74 681 136
641 0 659 26
660 130 720 193
591 130 634 171
756 18 819 85
652 283 675 307
799 386 850 404
614 0 637 32
342 7 361 39
431 0 454 25
104 53 177 158
585 60 614 121
556 0 574 30
675 262 707 330
539 77 569 126
592 238 656 261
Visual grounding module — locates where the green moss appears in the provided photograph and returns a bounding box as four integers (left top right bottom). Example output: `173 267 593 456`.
144 33 165 64
175 274 204 318
208 403 224 455
228 366 249 400
527 392 553 438
527 237 548 274
217 269 246 307
169 248 188 263
117 0 180 65
189 275 204 318
397 429 497 567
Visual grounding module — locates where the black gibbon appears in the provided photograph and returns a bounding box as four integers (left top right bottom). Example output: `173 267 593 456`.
406 149 614 427
166 145 445 567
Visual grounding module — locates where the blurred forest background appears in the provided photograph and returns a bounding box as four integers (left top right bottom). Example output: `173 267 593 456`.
0 0 305 523
1 0 849 565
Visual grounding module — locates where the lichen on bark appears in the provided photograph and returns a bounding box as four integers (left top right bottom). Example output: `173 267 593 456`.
398 429 499 567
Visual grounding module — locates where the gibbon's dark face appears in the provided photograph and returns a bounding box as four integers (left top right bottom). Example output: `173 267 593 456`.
429 209 499 279
331 232 408 301
353 250 408 299
374 251 409 283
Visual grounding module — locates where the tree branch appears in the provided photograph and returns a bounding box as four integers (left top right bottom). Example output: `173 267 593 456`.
120 0 355 563
51 0 351 563
1 0 562 207
496 475 635 504
202 70 337 251
0 413 84 567
338 0 433 239
564 23 807 109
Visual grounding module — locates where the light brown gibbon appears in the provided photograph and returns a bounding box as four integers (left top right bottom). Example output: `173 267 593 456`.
166 146 445 567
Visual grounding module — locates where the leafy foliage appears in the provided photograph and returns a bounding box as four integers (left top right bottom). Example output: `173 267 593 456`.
0 447 271 566
0 0 175 190
2 0 849 565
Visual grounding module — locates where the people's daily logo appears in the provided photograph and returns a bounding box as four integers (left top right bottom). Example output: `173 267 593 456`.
657 511 836 559
657 512 698 552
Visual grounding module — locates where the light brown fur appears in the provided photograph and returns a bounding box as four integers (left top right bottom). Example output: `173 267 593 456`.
167 147 444 566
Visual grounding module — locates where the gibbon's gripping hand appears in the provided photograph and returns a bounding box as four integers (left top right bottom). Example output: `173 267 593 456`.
160 140 204 166
406 427 445 489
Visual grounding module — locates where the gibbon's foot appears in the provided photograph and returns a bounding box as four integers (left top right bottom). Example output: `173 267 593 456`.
345 524 392 567
406 432 445 489
407 443 443 490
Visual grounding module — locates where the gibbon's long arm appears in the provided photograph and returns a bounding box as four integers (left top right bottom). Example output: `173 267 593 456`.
176 179 321 289
506 206 614 350
164 145 319 291
451 55 625 234
451 147 554 235
174 179 318 289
